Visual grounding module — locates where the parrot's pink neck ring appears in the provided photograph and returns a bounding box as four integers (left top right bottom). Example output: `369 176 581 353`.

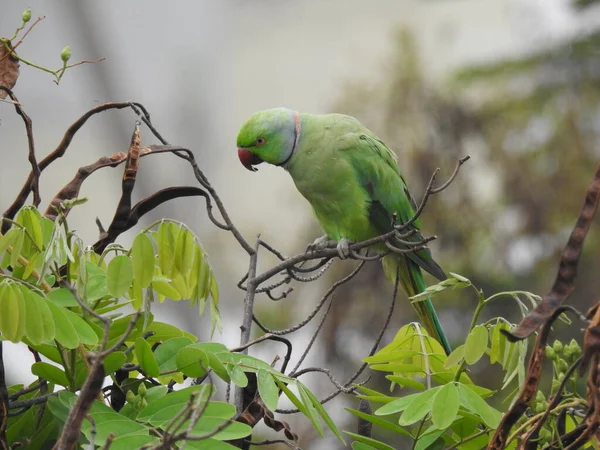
277 110 301 167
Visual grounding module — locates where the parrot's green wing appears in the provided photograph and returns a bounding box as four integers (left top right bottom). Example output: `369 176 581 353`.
343 133 446 281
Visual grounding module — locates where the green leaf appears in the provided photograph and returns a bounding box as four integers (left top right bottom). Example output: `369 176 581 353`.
85 261 109 302
62 307 99 346
152 280 181 301
154 337 194 373
369 364 425 374
345 408 411 437
489 321 506 364
135 337 160 377
464 325 488 365
375 391 424 416
444 345 465 369
385 376 425 391
227 364 248 387
44 303 78 349
21 288 54 345
145 321 196 343
149 400 236 427
107 255 134 297
0 229 19 255
352 442 380 450
137 385 214 422
157 222 178 278
31 362 69 386
458 384 502 428
131 233 155 288
175 345 209 377
344 432 395 450
17 207 44 248
415 427 446 450
47 288 78 307
274 378 308 416
0 282 25 342
104 351 127 374
298 384 324 437
174 228 195 276
185 439 238 450
398 387 441 426
108 435 160 450
10 229 24 268
299 381 345 443
431 382 459 429
257 369 279 411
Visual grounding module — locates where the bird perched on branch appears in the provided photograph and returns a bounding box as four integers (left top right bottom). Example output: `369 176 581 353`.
236 108 451 355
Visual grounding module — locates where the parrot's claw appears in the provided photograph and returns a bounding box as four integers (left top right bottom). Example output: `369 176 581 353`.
306 235 330 254
336 238 352 260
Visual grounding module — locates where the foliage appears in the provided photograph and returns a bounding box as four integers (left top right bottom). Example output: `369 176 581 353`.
2 205 341 448
345 274 588 450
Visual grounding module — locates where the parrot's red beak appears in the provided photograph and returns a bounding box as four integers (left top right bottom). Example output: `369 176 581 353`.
238 148 263 172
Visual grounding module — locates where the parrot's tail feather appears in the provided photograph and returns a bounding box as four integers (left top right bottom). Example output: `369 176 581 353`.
383 254 452 355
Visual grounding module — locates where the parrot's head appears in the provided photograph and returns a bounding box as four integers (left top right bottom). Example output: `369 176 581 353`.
236 108 300 171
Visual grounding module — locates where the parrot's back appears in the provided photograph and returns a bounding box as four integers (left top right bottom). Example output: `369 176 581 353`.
285 113 452 354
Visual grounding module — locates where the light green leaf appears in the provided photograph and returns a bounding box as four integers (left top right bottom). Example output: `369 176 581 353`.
227 363 248 387
131 233 155 288
344 432 395 450
398 387 441 426
107 255 134 297
0 282 25 342
257 369 279 411
444 345 465 369
174 228 195 276
431 382 459 429
298 384 324 437
464 325 488 365
385 376 425 391
85 261 109 302
345 408 411 437
300 381 345 442
458 384 502 428
135 337 160 378
415 427 445 450
47 288 78 307
45 301 79 348
157 222 178 278
62 307 99 346
274 378 308 416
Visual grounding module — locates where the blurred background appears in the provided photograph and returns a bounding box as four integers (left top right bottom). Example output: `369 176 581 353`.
3 0 600 448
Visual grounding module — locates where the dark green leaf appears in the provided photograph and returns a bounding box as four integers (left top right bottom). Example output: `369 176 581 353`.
137 385 214 422
175 346 209 377
154 337 194 373
31 362 69 386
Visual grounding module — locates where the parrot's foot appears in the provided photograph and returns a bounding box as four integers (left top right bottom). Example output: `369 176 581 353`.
306 235 330 253
336 238 352 260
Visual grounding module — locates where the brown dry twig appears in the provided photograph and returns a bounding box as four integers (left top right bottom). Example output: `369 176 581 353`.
489 164 600 450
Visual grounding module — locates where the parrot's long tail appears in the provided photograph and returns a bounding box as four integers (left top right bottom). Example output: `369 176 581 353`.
383 255 452 355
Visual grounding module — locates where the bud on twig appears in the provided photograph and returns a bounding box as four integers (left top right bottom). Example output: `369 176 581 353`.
60 45 71 63
22 8 32 24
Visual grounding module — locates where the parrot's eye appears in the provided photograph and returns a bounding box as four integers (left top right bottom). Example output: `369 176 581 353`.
255 137 267 146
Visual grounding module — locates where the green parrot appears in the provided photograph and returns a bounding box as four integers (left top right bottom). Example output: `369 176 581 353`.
236 108 451 355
